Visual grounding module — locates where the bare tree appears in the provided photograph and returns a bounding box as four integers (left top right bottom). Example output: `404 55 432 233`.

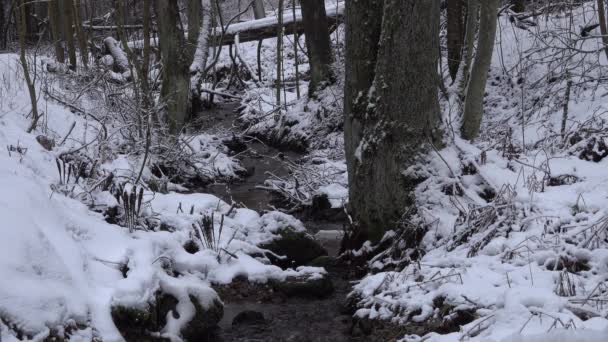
16 0 40 132
461 0 499 140
447 0 465 81
301 0 333 95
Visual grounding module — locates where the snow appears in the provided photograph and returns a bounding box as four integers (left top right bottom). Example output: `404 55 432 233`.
347 3 608 341
0 53 325 340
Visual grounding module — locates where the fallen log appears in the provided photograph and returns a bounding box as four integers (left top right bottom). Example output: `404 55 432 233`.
127 3 344 50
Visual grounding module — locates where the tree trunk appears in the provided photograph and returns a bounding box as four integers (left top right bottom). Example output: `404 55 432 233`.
73 0 88 68
344 0 384 243
48 0 65 63
597 0 608 61
301 0 333 95
62 0 77 70
345 0 441 242
155 0 191 134
253 0 265 19
461 0 499 140
16 0 40 133
187 0 202 65
0 0 5 49
447 0 465 81
461 0 479 93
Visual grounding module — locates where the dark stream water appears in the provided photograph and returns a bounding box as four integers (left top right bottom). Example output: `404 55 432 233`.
194 101 364 342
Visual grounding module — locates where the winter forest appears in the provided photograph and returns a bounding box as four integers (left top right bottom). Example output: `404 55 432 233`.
2 0 608 341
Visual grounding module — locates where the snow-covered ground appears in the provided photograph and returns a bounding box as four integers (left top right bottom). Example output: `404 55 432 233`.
0 54 325 341
349 3 608 341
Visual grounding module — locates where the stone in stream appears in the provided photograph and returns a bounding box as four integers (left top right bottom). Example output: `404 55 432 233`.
260 228 328 269
232 310 266 326
271 273 334 299
111 292 223 341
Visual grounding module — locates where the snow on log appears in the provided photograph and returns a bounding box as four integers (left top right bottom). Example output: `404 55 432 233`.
127 2 344 49
103 37 129 72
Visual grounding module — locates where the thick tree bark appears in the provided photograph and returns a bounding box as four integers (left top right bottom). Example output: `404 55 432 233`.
48 0 65 63
447 0 465 81
301 0 333 95
345 0 441 242
155 0 191 134
344 0 384 243
461 0 499 140
62 0 78 69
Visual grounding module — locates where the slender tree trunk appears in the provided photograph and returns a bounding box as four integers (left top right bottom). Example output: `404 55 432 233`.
447 0 465 81
155 0 191 134
301 0 333 95
461 0 499 140
597 0 608 60
16 0 40 133
48 0 65 63
344 0 384 244
276 0 284 107
62 0 77 70
461 0 479 93
0 0 5 49
187 0 202 65
73 0 88 68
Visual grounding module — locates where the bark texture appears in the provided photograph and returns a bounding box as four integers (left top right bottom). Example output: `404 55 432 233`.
461 0 499 140
447 0 465 81
155 0 191 134
344 0 384 243
301 0 333 95
345 0 441 242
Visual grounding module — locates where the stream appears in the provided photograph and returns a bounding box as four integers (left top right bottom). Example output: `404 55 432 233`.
192 101 386 341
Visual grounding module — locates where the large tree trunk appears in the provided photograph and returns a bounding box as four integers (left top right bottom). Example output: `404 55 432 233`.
48 0 65 63
447 0 465 81
301 0 333 95
345 0 441 242
344 0 384 243
461 0 499 140
155 0 191 134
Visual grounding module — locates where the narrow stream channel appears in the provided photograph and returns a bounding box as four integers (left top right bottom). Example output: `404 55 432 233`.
194 101 361 341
